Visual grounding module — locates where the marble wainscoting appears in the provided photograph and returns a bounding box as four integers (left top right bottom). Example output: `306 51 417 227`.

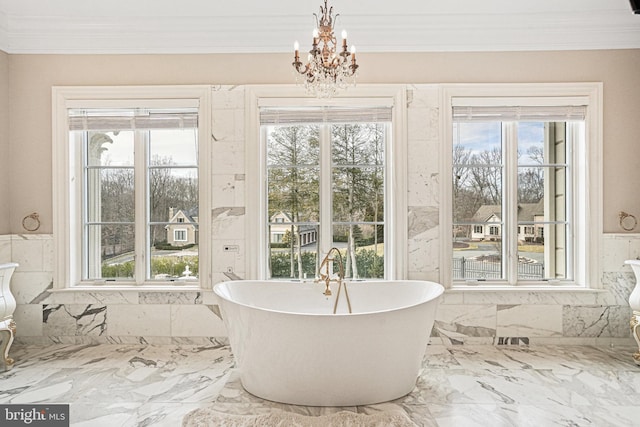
432 291 635 346
22 290 228 345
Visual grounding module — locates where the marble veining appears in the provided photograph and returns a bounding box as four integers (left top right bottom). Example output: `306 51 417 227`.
563 305 632 338
43 304 107 337
1 343 638 426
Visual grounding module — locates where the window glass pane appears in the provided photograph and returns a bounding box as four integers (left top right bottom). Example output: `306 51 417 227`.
268 228 318 279
149 129 198 166
453 122 502 163
332 224 384 279
268 167 319 223
517 122 569 281
148 165 199 280
332 123 384 166
332 166 384 222
149 224 198 281
266 125 319 166
453 121 504 280
84 130 136 281
85 168 135 223
87 131 134 167
149 168 198 222
517 224 567 280
517 122 545 166
452 223 503 280
86 224 135 279
453 121 503 223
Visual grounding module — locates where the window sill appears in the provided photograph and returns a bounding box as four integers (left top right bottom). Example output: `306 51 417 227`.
449 283 605 293
50 283 204 292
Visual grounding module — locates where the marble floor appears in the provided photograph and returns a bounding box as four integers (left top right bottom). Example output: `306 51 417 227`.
1 342 639 426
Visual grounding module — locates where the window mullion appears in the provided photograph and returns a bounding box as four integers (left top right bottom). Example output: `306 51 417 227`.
319 124 332 258
134 130 148 284
504 122 519 285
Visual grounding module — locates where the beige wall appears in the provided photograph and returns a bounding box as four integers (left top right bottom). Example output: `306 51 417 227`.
0 50 8 234
7 49 640 233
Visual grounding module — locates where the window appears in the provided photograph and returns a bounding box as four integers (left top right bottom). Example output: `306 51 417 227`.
245 86 407 281
443 83 602 287
53 86 211 287
174 229 188 242
261 106 389 280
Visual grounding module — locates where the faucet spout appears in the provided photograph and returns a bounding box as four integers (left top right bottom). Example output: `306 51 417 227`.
317 247 351 313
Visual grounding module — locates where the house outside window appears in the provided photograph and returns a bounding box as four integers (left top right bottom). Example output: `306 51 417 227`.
444 83 602 287
53 86 211 287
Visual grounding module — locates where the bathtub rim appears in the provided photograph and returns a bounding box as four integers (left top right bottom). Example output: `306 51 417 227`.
213 279 444 317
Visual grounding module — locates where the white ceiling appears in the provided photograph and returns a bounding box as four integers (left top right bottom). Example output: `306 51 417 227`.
0 0 638 54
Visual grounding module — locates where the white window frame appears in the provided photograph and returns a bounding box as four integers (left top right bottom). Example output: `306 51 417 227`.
440 83 603 289
245 85 407 280
53 85 211 289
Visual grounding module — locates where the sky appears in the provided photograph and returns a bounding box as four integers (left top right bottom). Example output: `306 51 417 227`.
93 129 198 168
453 121 545 164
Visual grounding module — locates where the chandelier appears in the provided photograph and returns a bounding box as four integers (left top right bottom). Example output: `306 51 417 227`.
292 0 359 98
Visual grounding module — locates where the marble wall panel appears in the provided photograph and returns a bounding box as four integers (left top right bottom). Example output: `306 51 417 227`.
71 291 140 305
211 85 245 110
407 142 440 207
0 235 11 263
12 304 43 337
462 291 598 306
212 174 245 208
139 291 202 305
10 234 49 272
170 305 227 337
562 305 632 338
496 304 563 337
211 109 242 145
107 304 171 337
43 304 107 337
211 207 245 240
598 272 635 305
434 304 497 343
10 271 53 304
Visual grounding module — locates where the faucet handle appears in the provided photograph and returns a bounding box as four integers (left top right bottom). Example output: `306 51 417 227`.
323 283 332 296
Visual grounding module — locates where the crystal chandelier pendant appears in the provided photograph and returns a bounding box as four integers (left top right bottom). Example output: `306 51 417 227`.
292 0 358 98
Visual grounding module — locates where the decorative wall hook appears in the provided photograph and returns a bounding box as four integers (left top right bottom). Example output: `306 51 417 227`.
619 211 637 231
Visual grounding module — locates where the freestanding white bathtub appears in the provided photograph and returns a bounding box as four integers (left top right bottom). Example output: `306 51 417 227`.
213 280 444 406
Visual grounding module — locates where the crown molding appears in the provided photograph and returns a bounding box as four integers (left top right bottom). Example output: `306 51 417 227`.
1 8 639 54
